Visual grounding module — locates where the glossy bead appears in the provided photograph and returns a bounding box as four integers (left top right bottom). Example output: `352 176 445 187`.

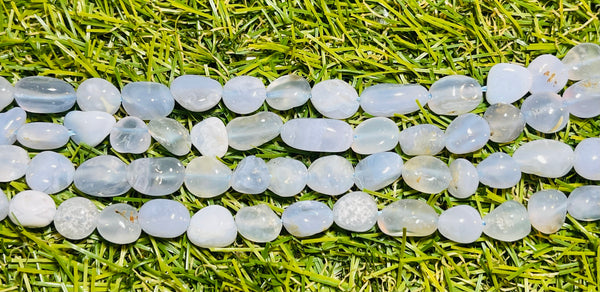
574 138 600 180
486 63 532 104
26 151 74 194
483 103 525 143
127 157 185 196
402 156 451 194
0 107 26 145
74 155 131 197
187 205 237 248
170 75 222 112
54 197 99 240
222 76 266 114
138 199 190 238
562 79 600 118
528 190 567 234
14 76 76 113
148 117 191 156
110 116 151 154
351 117 399 154
121 81 174 120
235 204 282 242
445 113 490 154
280 118 353 152
267 157 308 197
377 199 438 237
482 200 531 242
265 74 311 110
477 153 521 189
0 77 14 111
0 145 29 182
311 79 359 119
428 75 482 115
230 156 270 194
97 203 141 244
562 43 600 80
398 124 445 156
353 152 403 191
527 54 569 93
191 117 228 158
567 186 600 221
513 139 573 178
0 189 9 221
360 83 430 117
448 158 478 199
9 190 56 228
438 205 482 244
333 192 378 232
281 200 333 237
17 122 70 150
226 112 282 151
76 78 121 114
307 155 354 196
64 111 116 147
184 156 231 198
521 92 568 133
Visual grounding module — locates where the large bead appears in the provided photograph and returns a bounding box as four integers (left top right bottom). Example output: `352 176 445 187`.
170 75 222 112
54 197 99 240
402 156 451 194
398 124 445 156
377 199 438 237
184 156 231 198
427 75 482 115
567 186 600 221
8 190 56 228
0 107 26 145
521 92 568 133
562 79 600 118
97 203 141 244
359 83 430 117
109 116 151 154
230 156 270 194
0 76 14 111
574 138 600 180
0 145 29 182
280 118 353 152
351 117 399 154
138 199 190 238
148 117 191 156
561 43 600 80
485 63 532 104
127 157 185 196
265 74 311 110
14 76 76 113
17 122 70 150
226 112 282 151
74 155 131 197
121 81 174 120
281 200 333 237
76 78 121 114
483 103 525 143
187 205 237 248
26 151 74 194
310 79 359 119
513 139 573 178
266 157 307 197
477 153 521 189
191 117 228 158
353 152 403 191
438 205 483 244
527 54 569 93
447 158 478 199
307 155 354 196
235 204 282 242
528 190 567 234
222 76 266 114
482 200 531 242
64 111 116 147
444 113 490 154
333 192 378 232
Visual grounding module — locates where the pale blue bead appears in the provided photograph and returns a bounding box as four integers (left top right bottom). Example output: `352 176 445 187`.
485 63 532 104
109 116 151 154
428 75 482 115
563 79 600 118
483 200 530 242
121 81 174 120
574 138 600 181
0 107 26 145
76 78 121 114
64 111 116 147
351 117 399 155
187 205 237 248
438 205 482 244
282 200 333 237
26 151 74 194
0 145 29 182
190 117 228 158
17 122 70 150
266 157 307 197
402 156 451 194
0 189 8 221
14 76 76 113
127 157 185 196
235 204 282 242
0 77 14 111
398 124 445 156
528 190 567 234
527 54 569 94
445 113 490 154
148 117 191 156
231 156 270 194
9 190 56 228
226 112 282 151
353 152 403 191
562 43 600 81
139 199 190 238
333 192 378 232
567 186 600 221
170 75 222 112
448 158 478 199
266 74 311 110
74 155 131 197
483 103 525 143
222 76 266 114
311 79 359 119
359 83 430 117
280 118 353 152
97 203 141 244
477 153 521 189
513 139 573 178
521 92 568 133
184 156 231 198
377 199 438 237
54 197 98 240
307 155 354 196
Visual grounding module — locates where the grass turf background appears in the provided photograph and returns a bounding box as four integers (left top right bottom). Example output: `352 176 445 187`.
1 0 600 291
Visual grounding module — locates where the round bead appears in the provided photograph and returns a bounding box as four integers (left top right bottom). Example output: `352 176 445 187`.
351 117 399 154
567 186 600 221
54 197 99 240
226 112 282 151
74 155 131 197
527 54 568 94
0 189 9 221
485 63 532 104
360 83 430 117
265 74 311 110
0 107 26 145
521 92 568 133
266 157 308 197
444 113 490 154
230 156 270 194
562 79 600 118
561 43 600 81
0 145 29 182
191 117 228 158
184 156 231 198
170 75 222 112
9 190 56 228
482 200 531 242
97 203 141 244
528 190 567 234
26 151 74 194
139 199 190 238
187 205 237 248
513 139 573 178
574 138 600 180
438 205 482 244
148 117 191 156
281 200 333 237
398 124 445 156
110 116 151 154
64 111 116 147
483 103 525 143
310 79 359 119
307 155 354 196
377 199 438 237
17 122 70 150
235 204 282 242
121 81 174 120
280 118 353 152
333 192 378 232
127 157 185 196
477 153 521 189
428 75 482 115
0 76 14 111
76 78 121 114
14 76 76 113
402 156 451 194
353 152 403 191
222 76 266 114
447 158 478 199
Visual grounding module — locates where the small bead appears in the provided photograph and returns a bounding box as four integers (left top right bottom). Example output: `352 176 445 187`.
521 92 568 133
528 190 567 234
561 43 600 81
26 151 74 194
76 78 121 114
513 139 573 178
184 156 231 198
0 76 14 111
282 200 333 237
54 197 99 240
127 157 185 196
353 152 403 191
398 124 445 156
311 79 359 119
14 76 76 113
527 54 568 94
191 117 228 158
0 145 29 182
574 138 600 180
139 199 190 238
235 204 282 242
307 155 354 196
230 156 270 194
485 63 532 104
567 186 600 221
266 74 311 110
402 156 451 194
360 83 430 117
482 200 530 242
97 203 141 244
280 118 353 152
377 199 438 237
0 188 9 221
74 155 131 197
64 111 116 147
222 76 266 114
447 158 478 199
9 190 56 228
226 112 282 151
170 75 222 112
110 116 151 154
562 79 600 118
148 117 192 156
266 157 308 197
17 122 70 150
121 81 174 120
187 205 237 248
351 117 399 155
477 153 521 189
438 205 482 244
428 75 482 115
0 107 26 145
445 113 490 154
333 192 378 232
483 103 525 143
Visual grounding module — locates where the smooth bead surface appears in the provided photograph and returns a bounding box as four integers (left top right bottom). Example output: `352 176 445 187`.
521 92 568 133
428 75 482 115
235 204 282 242
17 122 70 150
354 152 403 191
513 139 573 178
281 201 333 237
360 83 430 117
170 75 222 112
14 76 76 113
191 117 228 158
64 111 116 147
307 155 354 196
486 63 532 104
574 138 600 180
110 116 151 154
265 74 311 110
351 117 399 154
0 77 14 111
54 197 98 240
398 124 445 156
97 203 141 244
187 205 237 248
562 43 600 80
74 155 131 197
333 192 378 232
148 117 191 156
0 145 29 182
438 205 482 244
0 189 9 221
477 153 521 189
230 156 270 194
311 79 359 119
267 157 307 197
0 107 26 145
121 82 174 120
26 151 74 194
280 118 353 152
222 76 266 114
567 186 600 221
483 103 525 143
76 78 121 114
527 54 569 93
9 190 56 228
378 199 438 237
127 157 185 196
448 158 478 199
227 112 282 151
563 79 600 118
402 156 451 194
483 200 531 242
445 113 490 154
184 156 231 198
528 190 567 234
139 199 190 238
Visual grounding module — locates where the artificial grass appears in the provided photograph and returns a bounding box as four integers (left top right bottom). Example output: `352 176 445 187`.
0 0 599 291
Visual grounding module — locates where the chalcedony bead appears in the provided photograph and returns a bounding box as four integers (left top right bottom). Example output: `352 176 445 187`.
187 205 237 248
109 116 151 154
191 117 228 158
438 205 482 244
528 189 567 234
398 124 445 156
8 190 56 228
281 200 333 237
0 107 26 145
447 158 478 199
483 103 525 143
121 81 174 120
311 79 359 119
353 152 403 191
562 79 600 118
0 77 14 111
562 43 600 80
402 156 451 194
482 200 531 242
513 139 573 178
148 117 191 156
567 186 600 221
280 118 353 152
574 138 600 180
235 204 282 242
184 156 231 198
74 155 131 197
445 113 490 154
138 199 190 238
427 75 482 115
307 155 354 196
521 92 568 133
54 197 98 240
76 78 121 114
486 63 532 104
170 75 222 112
26 151 74 194
333 192 378 232
222 76 266 114
226 112 282 151
477 153 521 189
0 189 9 221
16 122 70 150
359 83 430 117
265 74 311 110
377 199 438 237
0 145 29 182
351 117 399 154
64 111 116 147
230 156 270 194
127 157 185 196
527 54 569 93
14 76 76 113
97 203 141 244
266 157 307 197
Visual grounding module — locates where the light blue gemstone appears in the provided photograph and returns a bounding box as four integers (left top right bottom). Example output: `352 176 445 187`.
574 138 600 181
447 158 478 199
17 122 70 150
127 157 185 196
170 75 222 112
402 156 451 194
333 192 378 232
513 139 573 178
184 156 231 198
222 76 266 114
360 83 430 117
109 116 151 154
563 79 600 118
76 78 121 114
97 203 141 244
26 151 74 194
445 113 490 154
351 117 399 155
54 197 99 240
280 118 353 152
562 43 600 80
528 190 567 234
139 199 190 238
485 63 532 104
0 107 26 145
398 124 445 156
307 155 354 196
477 153 521 189
282 200 333 237
0 145 29 182
567 186 600 221
190 117 228 158
527 54 568 94
428 75 482 115
226 112 282 151
231 156 270 194
483 200 530 242
14 76 76 113
377 199 438 237
74 155 131 197
483 103 525 143
148 117 191 156
354 152 403 191
266 74 311 110
64 111 116 147
235 204 282 242
0 77 14 111
187 205 237 248
521 92 568 133
438 205 482 244
311 79 359 119
121 81 174 120
267 157 307 197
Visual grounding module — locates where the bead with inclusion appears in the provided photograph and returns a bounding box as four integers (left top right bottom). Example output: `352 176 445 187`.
402 156 451 194
121 81 174 120
280 118 353 152
222 76 266 114
74 155 131 197
14 76 76 113
148 117 192 156
0 107 26 145
445 113 490 154
353 152 403 191
447 158 478 199
64 111 116 147
139 199 190 238
266 74 311 110
170 75 222 112
359 83 430 117
127 157 185 196
521 92 568 133
483 103 525 143
427 75 482 115
97 203 141 244
528 190 567 234
398 124 445 156
187 205 237 248
235 204 282 242
377 199 438 237
281 200 333 237
0 189 9 221
54 197 99 240
230 156 270 194
351 117 399 155
26 151 74 194
226 112 282 151
0 145 29 182
477 153 521 189
527 54 568 94
0 76 14 111
266 157 307 197
438 205 483 244
307 155 354 196
562 79 600 118
76 78 121 114
574 138 600 181
9 190 56 228
333 192 378 232
567 186 600 221
561 43 600 80
109 116 151 154
485 63 532 104
184 156 231 198
191 117 228 158
482 200 531 242
310 79 359 119
17 122 70 150
513 139 573 178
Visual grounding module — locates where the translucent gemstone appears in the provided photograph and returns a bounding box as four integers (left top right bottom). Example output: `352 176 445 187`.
121 81 174 120
64 111 116 147
483 103 525 143
377 199 438 237
574 138 600 180
477 153 521 189
8 190 56 228
127 157 185 196
528 190 567 234
0 77 14 111
354 152 403 191
359 83 430 117
427 75 482 115
0 189 9 221
266 157 307 197
281 200 333 237
109 116 151 154
187 205 237 248
445 113 490 154
97 203 141 244
521 92 568 133
562 43 600 80
170 75 222 112
513 139 573 178
235 204 282 242
76 78 121 114
265 74 311 110
333 192 378 232
486 63 532 104
222 76 266 114
17 122 70 150
482 200 531 242
402 156 451 194
307 155 354 196
26 151 74 194
230 156 270 194
527 54 569 93
54 197 98 240
138 199 190 238
0 145 29 182
310 79 359 119
226 112 282 151
562 79 600 118
184 156 231 198
351 117 399 154
448 158 478 199
567 186 600 221
191 117 228 158
148 117 191 156
438 205 482 244
14 76 76 113
0 107 26 145
74 155 131 197
398 124 445 156
280 118 353 152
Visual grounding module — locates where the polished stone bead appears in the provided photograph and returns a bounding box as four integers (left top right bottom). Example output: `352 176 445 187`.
187 205 237 248
230 156 270 194
486 63 532 104
76 78 121 114
184 156 231 198
402 156 451 194
281 200 333 237
428 75 482 115
54 197 99 240
477 153 521 189
0 145 29 182
562 43 600 80
521 92 568 133
227 112 282 151
574 138 600 180
448 158 478 199
170 75 222 112
527 54 569 93
121 81 174 120
139 199 190 238
0 189 9 221
191 117 228 158
311 79 359 119
528 190 567 234
148 117 191 156
280 118 353 152
26 151 74 194
266 74 311 110
377 199 438 237
17 122 70 150
351 117 399 154
567 186 600 221
0 77 14 111
513 139 573 178
354 152 403 191
483 103 525 143
307 155 354 196
482 200 531 242
398 124 445 156
267 157 307 197
64 111 116 147
438 205 482 244
74 155 131 197
0 107 26 145
360 83 430 117
14 76 76 113
127 157 185 196
110 116 151 154
333 192 378 232
235 204 282 242
97 203 141 244
222 76 266 114
562 79 600 118
445 113 490 154
9 190 56 228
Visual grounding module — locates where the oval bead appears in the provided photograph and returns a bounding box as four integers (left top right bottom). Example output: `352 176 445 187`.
281 200 333 237
0 107 26 145
521 92 568 133
266 157 308 197
121 81 174 120
139 199 190 238
97 203 141 244
402 156 451 194
76 78 121 114
567 186 600 221
477 153 521 189
354 152 403 191
222 76 266 114
377 199 438 237
483 200 531 242
280 118 353 152
148 117 191 156
562 43 600 80
333 192 378 232
74 155 131 197
187 205 237 248
445 113 490 154
486 63 532 104
527 54 569 94
226 112 282 151
351 117 399 154
14 76 76 113
235 204 282 243
191 117 228 158
513 139 573 178
109 116 151 154
574 138 600 180
64 111 116 147
311 79 359 119
562 79 600 118
127 157 185 196
0 145 29 182
230 156 270 194
447 158 479 199
170 75 222 112
398 124 445 156
0 77 14 111
428 75 482 115
26 151 74 194
528 190 567 234
184 156 231 198
307 155 354 196
265 74 311 110
359 83 430 117
17 122 70 150
9 190 56 228
54 197 99 240
483 103 525 143
438 205 482 244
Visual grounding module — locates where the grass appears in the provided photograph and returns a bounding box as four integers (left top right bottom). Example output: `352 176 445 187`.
0 0 600 291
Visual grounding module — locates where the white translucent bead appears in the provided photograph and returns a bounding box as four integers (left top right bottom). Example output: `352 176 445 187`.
438 205 482 244
562 43 600 80
267 157 307 197
139 199 190 238
281 200 333 237
227 112 282 151
398 124 445 156
527 54 569 93
563 79 600 118
354 152 403 191
280 118 353 152
235 204 282 242
477 153 521 189
9 190 56 228
54 197 98 240
74 155 131 197
567 186 600 221
307 155 354 196
121 81 174 120
311 79 359 119
266 74 311 110
528 190 567 234
445 113 490 154
187 205 237 248
486 63 532 104
14 76 76 113
231 156 270 194
0 189 9 221
0 107 26 145
0 77 14 111
184 156 231 198
521 92 568 133
351 117 399 154
148 117 191 156
483 103 525 143
109 116 151 154
513 139 573 178
360 83 430 117
428 75 482 115
333 192 378 232
191 117 228 158
26 151 74 194
127 157 185 196
64 111 116 147
448 158 478 199
76 78 121 114
170 75 222 112
402 156 451 194
482 200 530 242
222 76 266 114
17 122 70 150
0 145 29 182
377 199 438 237
97 203 141 244
574 138 600 180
